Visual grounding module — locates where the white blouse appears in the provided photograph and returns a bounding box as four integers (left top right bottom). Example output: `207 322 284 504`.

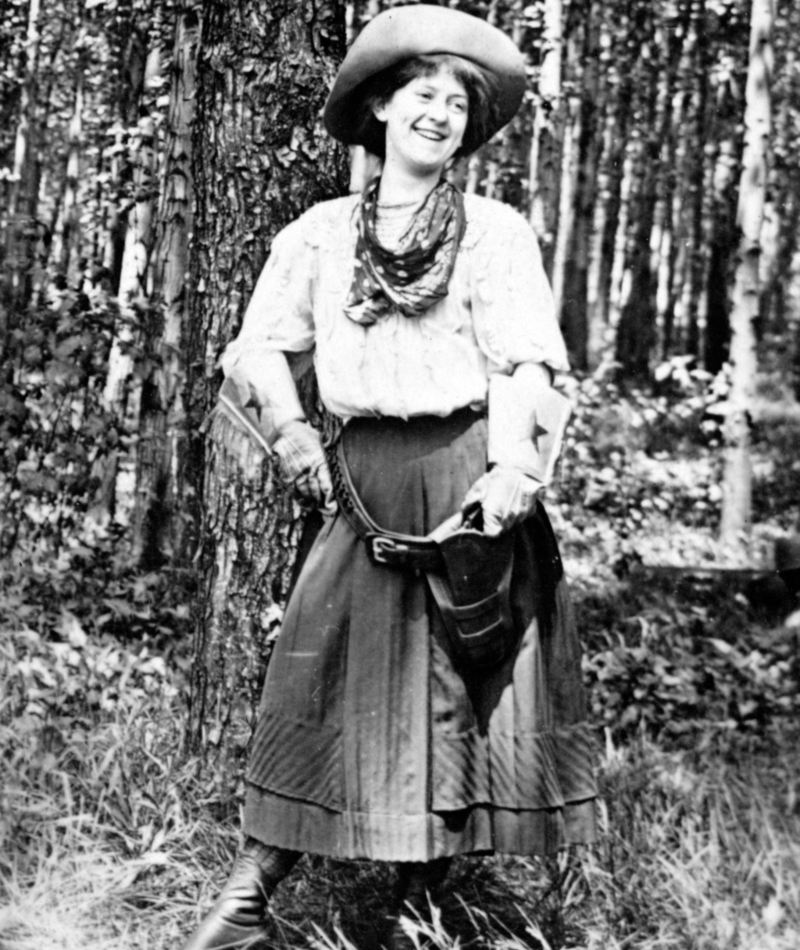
220 192 568 420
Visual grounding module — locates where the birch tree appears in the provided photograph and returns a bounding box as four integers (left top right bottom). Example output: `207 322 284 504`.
528 0 563 277
720 0 773 556
2 0 42 316
134 1 201 568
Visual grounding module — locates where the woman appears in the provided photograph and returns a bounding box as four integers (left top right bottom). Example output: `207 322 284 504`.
183 7 596 949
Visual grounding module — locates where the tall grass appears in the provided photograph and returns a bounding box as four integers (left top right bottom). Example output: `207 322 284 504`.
2 646 799 950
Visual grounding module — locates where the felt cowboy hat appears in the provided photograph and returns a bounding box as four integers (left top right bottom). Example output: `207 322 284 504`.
323 5 526 151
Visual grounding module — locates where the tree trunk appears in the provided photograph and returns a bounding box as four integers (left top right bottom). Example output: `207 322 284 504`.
186 0 347 780
615 7 661 379
103 54 160 412
562 2 600 371
2 0 42 322
703 138 738 374
550 91 580 339
133 2 201 570
720 0 773 558
93 27 162 531
528 0 563 278
588 6 635 368
51 48 85 288
661 0 697 360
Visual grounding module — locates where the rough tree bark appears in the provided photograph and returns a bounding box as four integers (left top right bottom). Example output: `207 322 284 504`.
133 2 201 569
720 0 773 557
185 0 347 781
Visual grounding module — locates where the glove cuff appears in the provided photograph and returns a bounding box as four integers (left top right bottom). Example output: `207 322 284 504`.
487 365 571 485
222 350 306 449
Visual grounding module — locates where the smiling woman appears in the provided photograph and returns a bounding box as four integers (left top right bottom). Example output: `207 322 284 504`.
180 7 597 950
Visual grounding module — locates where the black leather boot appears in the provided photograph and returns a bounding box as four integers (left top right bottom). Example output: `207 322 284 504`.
181 840 300 950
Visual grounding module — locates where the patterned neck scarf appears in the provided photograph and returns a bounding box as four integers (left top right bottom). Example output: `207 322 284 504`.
346 177 467 326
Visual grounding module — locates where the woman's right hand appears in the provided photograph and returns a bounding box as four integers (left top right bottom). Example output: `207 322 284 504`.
273 421 337 515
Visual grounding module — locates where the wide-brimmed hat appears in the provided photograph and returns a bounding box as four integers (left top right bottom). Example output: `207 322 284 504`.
324 5 525 151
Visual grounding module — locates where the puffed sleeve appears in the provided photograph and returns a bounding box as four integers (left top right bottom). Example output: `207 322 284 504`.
219 212 317 395
469 201 569 376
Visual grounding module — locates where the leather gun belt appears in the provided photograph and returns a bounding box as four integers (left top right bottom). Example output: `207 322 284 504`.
326 439 444 571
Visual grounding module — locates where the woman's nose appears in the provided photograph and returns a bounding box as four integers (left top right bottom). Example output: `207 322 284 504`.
426 96 448 124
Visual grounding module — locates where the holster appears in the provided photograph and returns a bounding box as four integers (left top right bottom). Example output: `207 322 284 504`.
426 510 518 670
327 439 521 672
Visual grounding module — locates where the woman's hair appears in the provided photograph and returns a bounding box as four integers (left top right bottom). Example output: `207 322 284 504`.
353 53 500 161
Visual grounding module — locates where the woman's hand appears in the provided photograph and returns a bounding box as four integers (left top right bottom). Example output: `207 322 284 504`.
462 466 543 537
273 421 337 515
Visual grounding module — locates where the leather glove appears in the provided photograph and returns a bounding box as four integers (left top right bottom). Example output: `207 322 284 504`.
273 420 337 515
462 466 543 537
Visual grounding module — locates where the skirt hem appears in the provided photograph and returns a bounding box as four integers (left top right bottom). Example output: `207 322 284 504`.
244 784 597 861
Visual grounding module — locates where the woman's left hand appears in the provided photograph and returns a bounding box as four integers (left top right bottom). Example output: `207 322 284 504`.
463 466 543 537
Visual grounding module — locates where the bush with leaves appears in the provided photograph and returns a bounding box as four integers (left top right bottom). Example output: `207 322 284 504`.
579 579 800 749
557 359 728 547
0 284 122 556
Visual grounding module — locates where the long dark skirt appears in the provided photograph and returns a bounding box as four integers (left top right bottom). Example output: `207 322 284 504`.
244 408 597 862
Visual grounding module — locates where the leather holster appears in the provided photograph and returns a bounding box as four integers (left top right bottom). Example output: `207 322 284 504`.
426 510 517 671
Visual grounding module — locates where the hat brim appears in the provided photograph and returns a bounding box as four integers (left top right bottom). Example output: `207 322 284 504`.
323 6 525 152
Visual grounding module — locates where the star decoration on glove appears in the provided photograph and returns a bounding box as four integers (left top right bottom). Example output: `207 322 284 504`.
531 419 549 452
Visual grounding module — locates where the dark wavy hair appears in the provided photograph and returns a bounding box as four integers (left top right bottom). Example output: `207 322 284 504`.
353 53 500 161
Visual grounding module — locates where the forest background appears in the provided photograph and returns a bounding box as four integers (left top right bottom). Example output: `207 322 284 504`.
2 0 800 948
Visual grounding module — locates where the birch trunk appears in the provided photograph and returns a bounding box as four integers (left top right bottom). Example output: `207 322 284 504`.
2 0 42 319
528 0 563 278
589 15 635 367
103 69 160 413
720 0 773 557
133 3 201 569
51 61 85 287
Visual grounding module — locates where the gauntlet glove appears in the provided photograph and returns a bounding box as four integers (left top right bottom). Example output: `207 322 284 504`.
465 362 570 536
273 420 337 515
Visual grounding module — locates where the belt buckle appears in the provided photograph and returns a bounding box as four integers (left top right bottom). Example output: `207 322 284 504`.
371 535 406 565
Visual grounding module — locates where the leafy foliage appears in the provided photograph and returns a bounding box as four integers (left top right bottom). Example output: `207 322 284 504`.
0 287 119 556
580 583 800 747
558 359 726 543
553 359 800 569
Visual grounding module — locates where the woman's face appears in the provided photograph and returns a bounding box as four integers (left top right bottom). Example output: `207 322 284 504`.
373 67 468 179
